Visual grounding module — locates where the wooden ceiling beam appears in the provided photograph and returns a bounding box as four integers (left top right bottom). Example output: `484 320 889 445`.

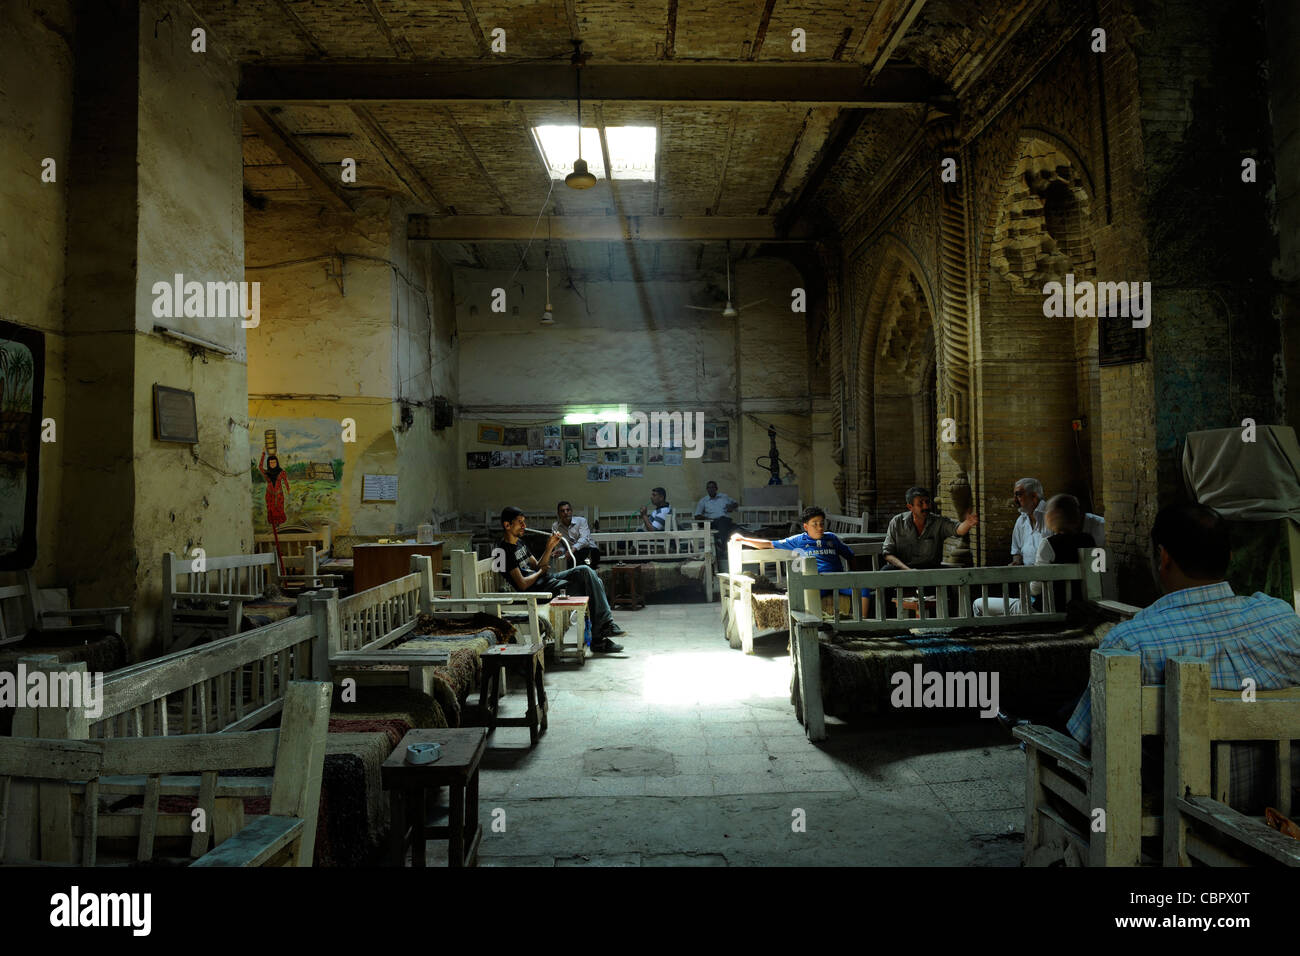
239 62 944 107
359 0 413 56
242 107 353 212
459 0 490 56
868 0 929 79
709 109 738 215
409 215 817 242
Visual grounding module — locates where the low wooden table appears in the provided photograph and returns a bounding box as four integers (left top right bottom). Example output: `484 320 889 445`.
609 563 645 609
381 728 486 867
479 643 549 745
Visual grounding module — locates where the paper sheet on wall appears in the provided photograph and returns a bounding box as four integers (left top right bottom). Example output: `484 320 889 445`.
362 473 398 501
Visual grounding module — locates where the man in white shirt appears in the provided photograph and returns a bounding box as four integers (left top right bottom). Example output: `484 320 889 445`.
639 487 672 531
976 476 1105 615
552 500 600 567
695 481 740 565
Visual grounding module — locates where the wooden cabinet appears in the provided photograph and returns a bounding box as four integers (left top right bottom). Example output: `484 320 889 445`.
353 542 444 594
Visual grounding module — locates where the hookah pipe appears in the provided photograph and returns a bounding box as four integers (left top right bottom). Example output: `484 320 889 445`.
754 424 792 486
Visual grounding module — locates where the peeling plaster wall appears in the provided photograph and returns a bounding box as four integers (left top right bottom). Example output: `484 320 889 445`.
455 258 825 516
245 199 459 534
130 0 250 657
0 0 75 586
1266 0 1300 427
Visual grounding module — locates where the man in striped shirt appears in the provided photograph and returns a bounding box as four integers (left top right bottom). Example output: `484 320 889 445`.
1066 503 1300 812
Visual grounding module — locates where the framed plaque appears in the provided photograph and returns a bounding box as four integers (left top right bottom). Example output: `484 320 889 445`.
153 385 198 443
1098 318 1146 367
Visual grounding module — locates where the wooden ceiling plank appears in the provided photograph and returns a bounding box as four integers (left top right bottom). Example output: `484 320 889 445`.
563 0 581 44
243 107 352 212
709 109 739 216
653 106 664 214
443 107 512 214
409 214 812 241
348 105 447 212
359 0 413 56
748 0 778 60
869 0 929 78
664 0 678 58
270 0 327 56
459 0 490 56
238 62 941 107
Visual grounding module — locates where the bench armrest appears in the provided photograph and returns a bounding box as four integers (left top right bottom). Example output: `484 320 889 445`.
790 610 822 627
1013 724 1092 780
190 815 304 867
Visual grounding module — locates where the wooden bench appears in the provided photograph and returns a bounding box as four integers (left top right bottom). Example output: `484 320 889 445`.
825 513 868 534
1 676 331 866
0 572 128 648
734 504 801 530
589 529 716 601
254 526 334 584
1164 656 1300 866
787 552 1100 740
161 550 336 654
1013 647 1158 866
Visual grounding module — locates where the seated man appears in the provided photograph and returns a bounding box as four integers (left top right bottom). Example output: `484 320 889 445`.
1025 493 1097 610
733 505 869 617
552 500 600 568
1065 503 1300 813
882 486 978 571
977 477 1104 615
639 487 672 531
695 480 739 564
497 506 626 653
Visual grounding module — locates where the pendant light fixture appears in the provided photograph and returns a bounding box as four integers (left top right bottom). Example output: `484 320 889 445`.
565 66 597 190
541 247 555 325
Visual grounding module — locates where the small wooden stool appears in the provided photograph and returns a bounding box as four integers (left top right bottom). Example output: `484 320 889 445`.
894 594 938 618
609 562 645 609
381 727 486 867
478 642 548 745
547 595 589 665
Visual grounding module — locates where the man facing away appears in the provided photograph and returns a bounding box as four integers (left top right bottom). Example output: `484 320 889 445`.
639 487 672 531
1010 477 1104 566
552 500 600 568
497 506 625 653
1066 502 1300 812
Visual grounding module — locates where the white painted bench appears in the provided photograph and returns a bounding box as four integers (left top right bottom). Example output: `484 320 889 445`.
787 552 1101 740
825 513 869 534
254 526 333 582
734 504 801 530
0 572 128 648
718 540 885 654
589 529 716 601
161 550 336 654
0 677 331 866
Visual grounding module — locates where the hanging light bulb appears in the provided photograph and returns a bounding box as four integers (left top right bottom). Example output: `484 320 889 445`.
541 244 555 325
565 67 597 190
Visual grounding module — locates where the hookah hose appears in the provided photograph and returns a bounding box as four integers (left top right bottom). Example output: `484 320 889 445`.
522 526 580 565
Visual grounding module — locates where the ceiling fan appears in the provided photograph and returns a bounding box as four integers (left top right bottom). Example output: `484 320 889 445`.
686 242 766 317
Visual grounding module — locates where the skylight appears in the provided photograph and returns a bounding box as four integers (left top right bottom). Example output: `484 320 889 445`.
531 126 656 182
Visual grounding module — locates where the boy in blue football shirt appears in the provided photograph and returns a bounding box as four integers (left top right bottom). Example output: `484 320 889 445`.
732 506 870 617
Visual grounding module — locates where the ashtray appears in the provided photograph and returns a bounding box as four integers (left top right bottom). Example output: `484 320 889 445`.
405 742 442 765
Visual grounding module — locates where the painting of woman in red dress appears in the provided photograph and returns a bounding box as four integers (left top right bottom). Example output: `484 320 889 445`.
258 451 290 529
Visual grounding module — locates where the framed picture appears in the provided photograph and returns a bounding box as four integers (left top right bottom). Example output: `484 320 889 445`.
153 385 198 443
466 452 490 470
602 449 621 464
490 451 511 468
527 427 543 448
564 440 581 464
502 427 528 446
562 424 581 440
582 423 614 449
477 424 503 444
543 425 562 439
544 436 561 450
0 321 44 570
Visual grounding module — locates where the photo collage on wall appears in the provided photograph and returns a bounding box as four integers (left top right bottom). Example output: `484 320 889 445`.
468 419 729 478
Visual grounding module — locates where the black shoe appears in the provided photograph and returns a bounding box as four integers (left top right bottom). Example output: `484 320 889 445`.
592 637 624 653
601 622 626 637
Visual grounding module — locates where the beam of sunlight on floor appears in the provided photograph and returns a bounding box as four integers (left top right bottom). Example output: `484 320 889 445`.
641 650 791 705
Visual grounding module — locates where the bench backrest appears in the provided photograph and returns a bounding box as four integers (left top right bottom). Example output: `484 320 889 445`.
332 555 436 655
726 541 794 583
734 505 801 529
164 550 279 601
825 513 868 534
1164 655 1300 866
0 582 30 647
590 529 714 561
0 680 331 866
789 550 1100 631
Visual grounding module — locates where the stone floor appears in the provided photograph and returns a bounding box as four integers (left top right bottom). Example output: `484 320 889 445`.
430 601 1026 866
